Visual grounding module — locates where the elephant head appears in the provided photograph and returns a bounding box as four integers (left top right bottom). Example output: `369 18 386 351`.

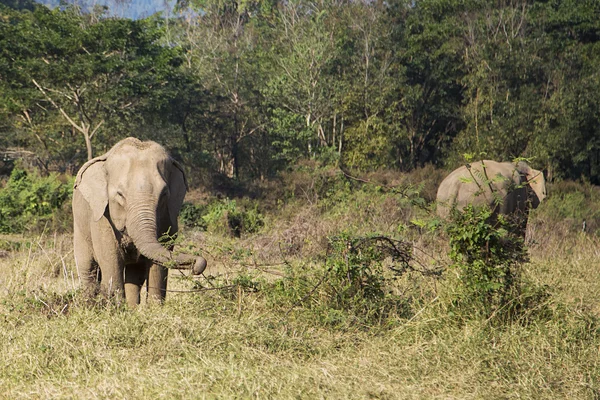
74 138 206 274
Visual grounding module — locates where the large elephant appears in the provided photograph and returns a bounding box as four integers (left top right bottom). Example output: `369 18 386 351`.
436 160 546 227
73 137 207 307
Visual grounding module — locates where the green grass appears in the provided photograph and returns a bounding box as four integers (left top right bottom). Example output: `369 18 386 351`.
1 189 600 399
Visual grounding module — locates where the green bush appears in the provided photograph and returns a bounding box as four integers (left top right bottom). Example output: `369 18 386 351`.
0 168 73 234
273 161 357 205
180 199 264 237
180 202 209 230
444 206 548 322
266 233 414 328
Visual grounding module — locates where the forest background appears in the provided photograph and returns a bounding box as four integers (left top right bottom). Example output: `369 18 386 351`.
2 2 600 397
1 0 599 187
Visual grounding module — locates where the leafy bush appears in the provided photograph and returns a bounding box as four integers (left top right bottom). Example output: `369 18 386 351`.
0 168 73 234
266 233 414 328
180 199 264 237
324 234 387 306
270 161 356 206
180 202 209 230
444 205 549 322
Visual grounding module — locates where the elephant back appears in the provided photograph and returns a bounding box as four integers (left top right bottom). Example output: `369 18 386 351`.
436 160 524 217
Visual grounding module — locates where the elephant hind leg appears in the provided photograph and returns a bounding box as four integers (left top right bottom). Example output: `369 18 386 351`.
124 260 149 307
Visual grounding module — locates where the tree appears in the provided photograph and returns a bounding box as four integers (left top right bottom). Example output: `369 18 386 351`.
386 0 466 170
528 0 600 182
175 0 271 179
336 0 401 170
264 0 340 159
0 5 184 171
453 1 543 163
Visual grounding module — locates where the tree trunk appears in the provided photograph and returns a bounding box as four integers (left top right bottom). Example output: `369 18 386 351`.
84 127 93 161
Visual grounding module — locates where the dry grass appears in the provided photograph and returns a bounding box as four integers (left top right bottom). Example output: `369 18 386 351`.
0 195 599 399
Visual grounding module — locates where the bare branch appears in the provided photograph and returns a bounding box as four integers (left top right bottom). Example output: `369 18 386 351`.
32 79 87 136
90 120 104 139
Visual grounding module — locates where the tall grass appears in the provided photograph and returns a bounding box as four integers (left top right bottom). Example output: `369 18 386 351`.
0 166 599 399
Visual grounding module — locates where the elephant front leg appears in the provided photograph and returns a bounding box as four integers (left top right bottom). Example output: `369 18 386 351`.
74 234 99 297
147 262 169 303
74 241 99 297
91 219 126 303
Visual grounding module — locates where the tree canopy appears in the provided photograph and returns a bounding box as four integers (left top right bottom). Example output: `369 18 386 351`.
1 0 599 183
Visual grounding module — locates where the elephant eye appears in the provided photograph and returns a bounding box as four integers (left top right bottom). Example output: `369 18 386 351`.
115 190 126 205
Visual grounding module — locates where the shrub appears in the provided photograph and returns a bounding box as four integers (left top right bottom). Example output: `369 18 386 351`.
0 168 73 234
444 205 549 322
181 199 264 237
180 202 209 230
270 161 356 206
266 233 414 328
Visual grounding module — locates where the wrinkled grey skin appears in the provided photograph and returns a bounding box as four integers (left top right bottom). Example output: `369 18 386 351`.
436 160 547 229
73 137 206 307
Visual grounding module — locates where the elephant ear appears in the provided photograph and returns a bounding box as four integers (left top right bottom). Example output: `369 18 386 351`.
74 156 109 222
168 159 188 229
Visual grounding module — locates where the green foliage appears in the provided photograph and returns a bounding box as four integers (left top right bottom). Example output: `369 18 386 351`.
267 108 314 165
179 202 209 230
276 162 366 211
444 205 548 322
544 191 588 221
181 199 264 237
202 199 238 235
232 272 261 293
0 168 73 233
266 233 413 328
325 234 390 304
0 4 186 170
342 118 396 170
455 2 542 162
534 180 600 234
2 0 600 183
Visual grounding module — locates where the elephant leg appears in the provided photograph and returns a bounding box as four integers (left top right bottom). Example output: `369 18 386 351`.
124 260 149 307
147 262 169 303
515 213 529 238
90 219 125 302
148 217 174 303
74 226 98 297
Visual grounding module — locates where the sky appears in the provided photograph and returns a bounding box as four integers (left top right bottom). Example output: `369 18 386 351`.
35 0 177 20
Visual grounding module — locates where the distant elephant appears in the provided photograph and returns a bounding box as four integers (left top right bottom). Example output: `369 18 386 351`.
436 160 546 228
73 137 207 307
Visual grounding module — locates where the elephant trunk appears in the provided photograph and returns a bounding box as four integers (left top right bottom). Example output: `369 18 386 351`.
127 199 207 275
